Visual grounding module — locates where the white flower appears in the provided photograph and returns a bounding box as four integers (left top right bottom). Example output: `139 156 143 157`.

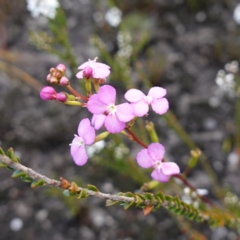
26 0 60 19
234 4 240 24
86 140 106 158
105 7 122 27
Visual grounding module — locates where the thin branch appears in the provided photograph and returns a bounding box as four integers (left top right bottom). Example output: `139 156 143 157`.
1 155 239 226
0 155 135 203
0 155 61 187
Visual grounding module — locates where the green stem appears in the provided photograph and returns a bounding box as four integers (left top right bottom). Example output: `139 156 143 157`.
66 85 88 101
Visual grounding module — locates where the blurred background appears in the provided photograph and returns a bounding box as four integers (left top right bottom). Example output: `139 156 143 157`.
0 0 240 239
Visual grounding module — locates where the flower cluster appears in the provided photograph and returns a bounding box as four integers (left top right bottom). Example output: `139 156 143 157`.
40 58 180 182
40 86 67 102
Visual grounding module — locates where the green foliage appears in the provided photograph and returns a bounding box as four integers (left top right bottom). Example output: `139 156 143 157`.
87 184 99 192
77 189 89 199
31 180 45 188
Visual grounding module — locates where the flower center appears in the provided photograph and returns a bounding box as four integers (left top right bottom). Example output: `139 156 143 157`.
144 95 153 104
106 103 117 115
70 134 85 148
154 160 162 170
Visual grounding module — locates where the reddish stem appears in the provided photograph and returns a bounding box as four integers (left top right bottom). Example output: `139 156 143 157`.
173 174 214 206
66 85 88 101
125 128 148 148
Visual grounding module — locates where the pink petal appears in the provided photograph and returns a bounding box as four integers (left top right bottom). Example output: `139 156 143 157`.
92 114 106 130
78 61 92 69
131 100 149 117
77 118 91 136
148 87 167 99
76 70 83 79
98 85 116 105
136 149 153 168
93 68 110 79
151 169 170 182
82 126 95 145
95 62 110 69
151 98 169 115
124 89 145 103
87 94 106 114
71 145 88 166
148 143 165 161
161 162 180 175
116 103 134 122
105 115 125 133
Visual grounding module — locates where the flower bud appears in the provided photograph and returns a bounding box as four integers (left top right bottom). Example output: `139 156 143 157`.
46 74 51 82
83 66 93 79
56 92 67 102
50 68 55 74
56 64 66 74
49 77 59 84
40 86 56 100
60 76 70 86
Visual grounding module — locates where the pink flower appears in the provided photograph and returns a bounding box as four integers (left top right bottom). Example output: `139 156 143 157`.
136 143 180 182
87 85 134 133
124 87 169 117
40 86 56 100
60 76 70 86
70 118 96 166
76 58 110 79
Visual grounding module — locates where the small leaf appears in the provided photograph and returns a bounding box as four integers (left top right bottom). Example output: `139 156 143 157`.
31 180 45 188
117 192 125 197
6 148 20 163
7 148 15 161
7 166 14 171
155 191 165 202
143 205 154 216
63 190 70 197
153 199 162 211
0 147 6 155
87 184 99 192
175 207 186 215
135 194 144 207
173 196 181 209
125 192 135 198
0 163 7 167
187 210 199 220
21 176 33 182
12 170 27 178
124 201 135 210
117 192 135 198
143 192 155 204
77 189 89 199
69 182 79 195
106 200 118 207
